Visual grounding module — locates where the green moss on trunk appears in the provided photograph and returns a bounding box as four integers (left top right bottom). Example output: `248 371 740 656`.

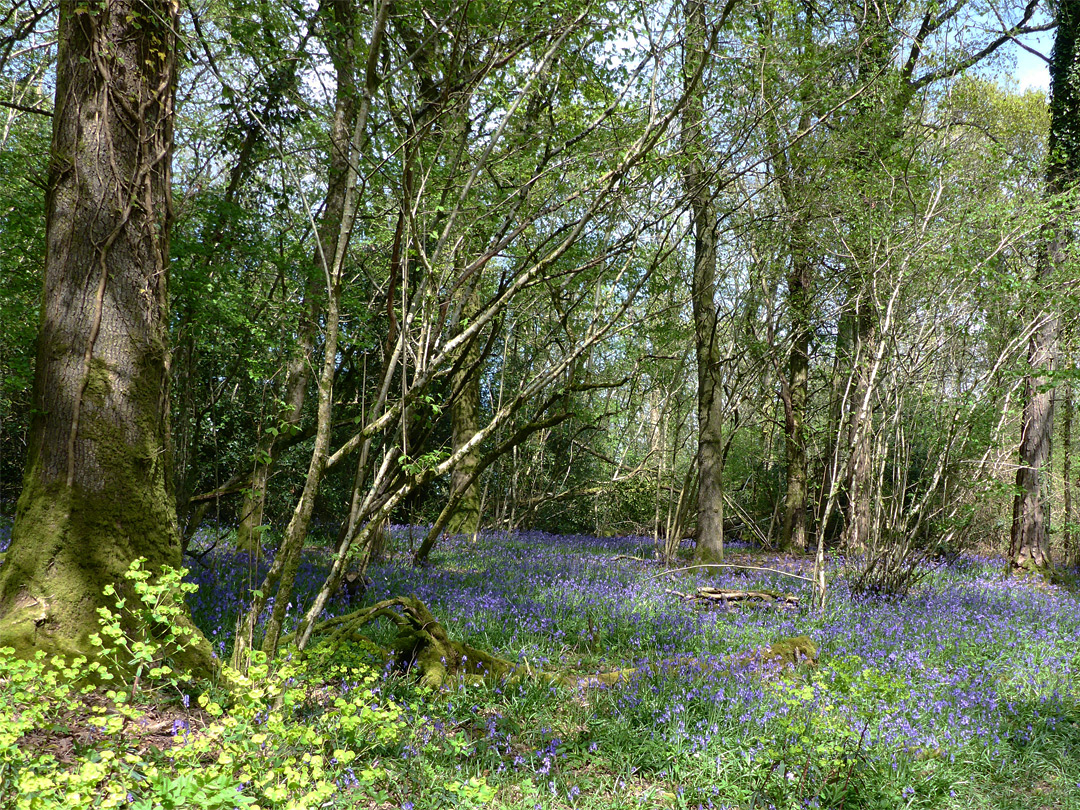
0 453 214 678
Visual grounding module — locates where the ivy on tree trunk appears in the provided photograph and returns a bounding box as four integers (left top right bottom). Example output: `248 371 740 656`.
0 0 212 676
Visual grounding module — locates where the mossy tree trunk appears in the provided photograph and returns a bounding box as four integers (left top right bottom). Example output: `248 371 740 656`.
765 91 814 555
0 0 212 675
301 595 817 690
780 251 811 554
844 309 875 553
1064 372 1075 566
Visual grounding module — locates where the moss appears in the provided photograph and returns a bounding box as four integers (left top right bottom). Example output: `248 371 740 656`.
444 498 481 536
303 598 816 694
1012 557 1053 580
83 357 113 407
388 598 517 688
0 429 213 680
762 636 818 667
693 547 724 566
304 636 389 672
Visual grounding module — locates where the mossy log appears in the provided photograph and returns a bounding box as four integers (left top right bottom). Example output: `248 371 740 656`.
300 596 520 689
300 596 816 690
746 635 817 668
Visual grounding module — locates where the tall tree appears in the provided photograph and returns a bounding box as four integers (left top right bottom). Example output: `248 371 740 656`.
1011 0 1080 572
0 0 211 672
683 0 726 564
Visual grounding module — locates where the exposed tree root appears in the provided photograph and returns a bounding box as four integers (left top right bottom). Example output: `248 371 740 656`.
296 596 521 689
297 596 815 690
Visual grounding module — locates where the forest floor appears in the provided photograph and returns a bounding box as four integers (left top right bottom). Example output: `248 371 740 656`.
5 522 1080 809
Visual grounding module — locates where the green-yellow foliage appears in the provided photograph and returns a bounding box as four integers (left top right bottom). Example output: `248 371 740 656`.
1 561 406 810
747 654 920 807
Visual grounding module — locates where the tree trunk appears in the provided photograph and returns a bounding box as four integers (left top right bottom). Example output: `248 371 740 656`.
233 5 356 556
444 306 484 536
844 308 875 553
233 0 388 665
0 0 212 674
772 110 813 554
780 254 810 554
234 289 318 555
1010 319 1056 571
1010 0 1079 573
1064 374 1073 566
683 0 724 564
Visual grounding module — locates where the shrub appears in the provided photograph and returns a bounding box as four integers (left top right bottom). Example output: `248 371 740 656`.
1 560 405 810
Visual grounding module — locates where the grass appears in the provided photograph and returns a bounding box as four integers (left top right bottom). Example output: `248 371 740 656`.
5 524 1080 808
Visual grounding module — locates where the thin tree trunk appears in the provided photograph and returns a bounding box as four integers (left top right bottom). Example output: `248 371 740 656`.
774 120 812 553
845 308 874 553
233 0 388 665
780 254 810 553
815 310 851 544
234 283 320 555
444 334 484 535
175 24 313 549
1010 309 1056 571
233 15 352 556
1063 374 1072 565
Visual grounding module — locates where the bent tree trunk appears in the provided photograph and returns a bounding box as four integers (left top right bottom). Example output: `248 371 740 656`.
0 0 212 674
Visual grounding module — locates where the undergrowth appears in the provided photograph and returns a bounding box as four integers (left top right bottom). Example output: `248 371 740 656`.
3 532 1080 809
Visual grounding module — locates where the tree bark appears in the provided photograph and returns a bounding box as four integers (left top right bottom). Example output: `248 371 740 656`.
682 0 724 564
770 101 813 554
1064 374 1073 565
444 305 484 536
844 308 875 553
780 248 811 554
1010 310 1056 571
0 0 212 674
1010 0 1079 573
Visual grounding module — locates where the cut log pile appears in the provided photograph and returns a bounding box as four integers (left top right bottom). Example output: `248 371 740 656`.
665 586 800 608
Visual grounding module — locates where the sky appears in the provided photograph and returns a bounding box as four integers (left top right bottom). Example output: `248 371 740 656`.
1009 31 1051 93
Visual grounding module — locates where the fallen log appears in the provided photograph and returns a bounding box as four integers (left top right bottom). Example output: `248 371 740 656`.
666 586 800 608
